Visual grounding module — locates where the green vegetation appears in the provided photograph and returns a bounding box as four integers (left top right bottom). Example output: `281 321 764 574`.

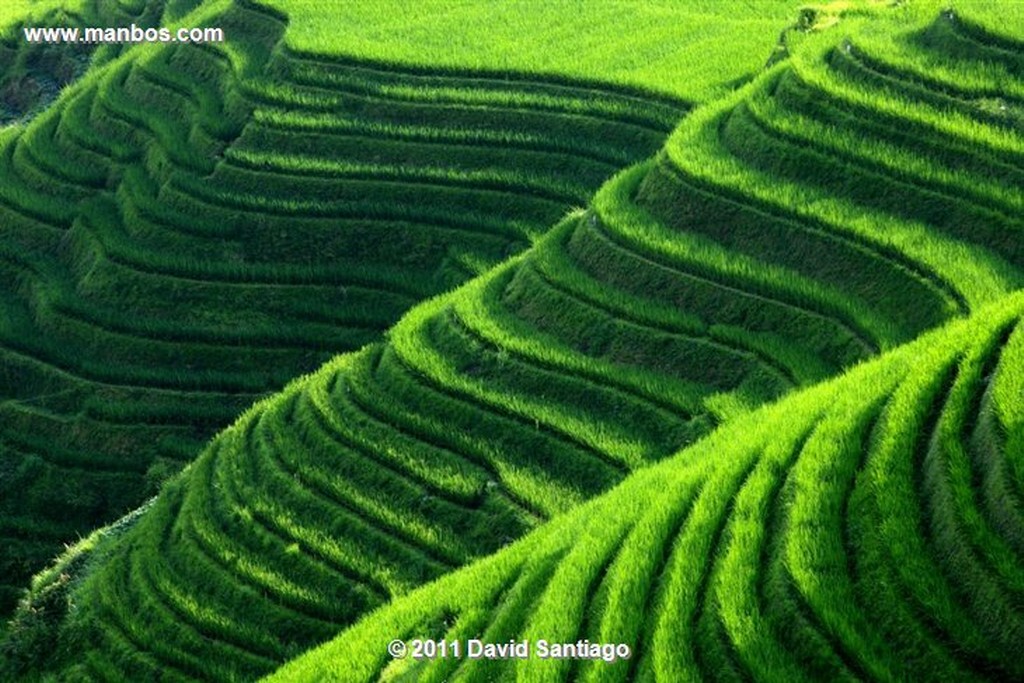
0 1 84 33
269 290 1024 683
0 0 700 617
4 0 1024 681
0 1 149 124
257 0 800 103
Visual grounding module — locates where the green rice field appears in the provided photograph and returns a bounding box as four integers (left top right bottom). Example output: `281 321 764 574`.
1 0 1022 681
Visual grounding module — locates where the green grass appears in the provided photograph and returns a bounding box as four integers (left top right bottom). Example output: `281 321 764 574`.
268 290 1024 683
0 2 41 26
0 0 701 617
4 1 1024 681
257 0 802 103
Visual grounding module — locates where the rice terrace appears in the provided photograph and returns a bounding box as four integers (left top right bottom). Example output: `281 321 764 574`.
0 0 1021 680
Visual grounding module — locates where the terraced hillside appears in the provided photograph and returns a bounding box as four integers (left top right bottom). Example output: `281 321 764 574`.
0 0 690 613
271 287 1024 683
260 0 801 104
638 9 1024 325
9 4 1024 680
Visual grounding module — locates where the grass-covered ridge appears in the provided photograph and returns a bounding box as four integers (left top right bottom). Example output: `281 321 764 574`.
0 0 702 616
268 287 1024 682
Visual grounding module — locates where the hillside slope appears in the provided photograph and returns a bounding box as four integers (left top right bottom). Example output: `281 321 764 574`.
9 4 1024 680
257 0 801 104
268 288 1024 683
0 0 691 614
